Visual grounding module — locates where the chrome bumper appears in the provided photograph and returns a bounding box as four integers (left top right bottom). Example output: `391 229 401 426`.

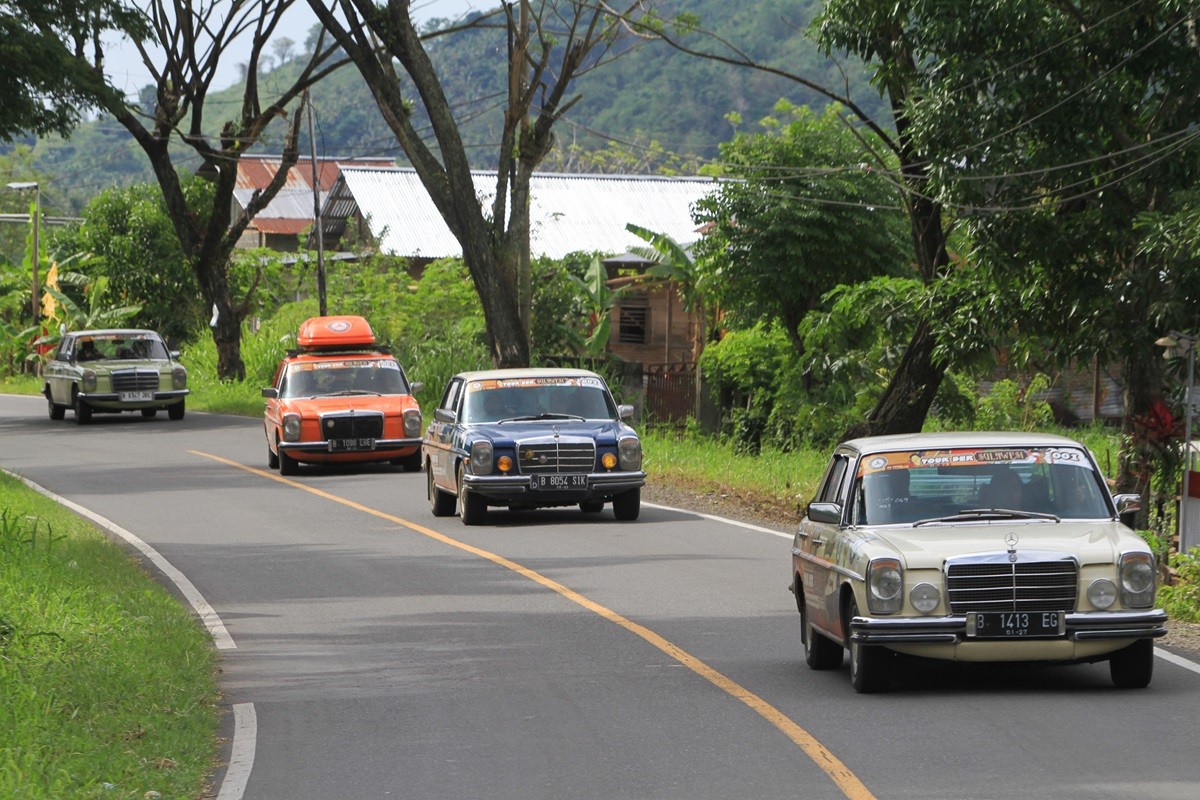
850 608 1169 645
280 437 423 455
463 470 646 498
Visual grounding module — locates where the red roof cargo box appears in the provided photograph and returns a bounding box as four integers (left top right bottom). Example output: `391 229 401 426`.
296 316 377 350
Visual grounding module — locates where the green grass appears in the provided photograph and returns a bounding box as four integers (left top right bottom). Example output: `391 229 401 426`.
0 474 220 800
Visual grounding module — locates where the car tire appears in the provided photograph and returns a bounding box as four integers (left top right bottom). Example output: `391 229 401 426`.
457 463 486 525
47 394 65 421
279 445 299 476
801 598 844 670
267 444 279 470
141 408 157 418
579 500 604 513
168 399 185 421
73 393 92 425
399 451 422 472
429 467 455 517
1109 639 1154 689
612 487 641 521
848 599 889 693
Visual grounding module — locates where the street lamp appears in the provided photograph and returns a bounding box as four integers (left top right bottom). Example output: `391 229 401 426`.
1156 331 1198 553
6 180 40 325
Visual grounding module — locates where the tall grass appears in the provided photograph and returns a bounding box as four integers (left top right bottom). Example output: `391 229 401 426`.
0 475 220 800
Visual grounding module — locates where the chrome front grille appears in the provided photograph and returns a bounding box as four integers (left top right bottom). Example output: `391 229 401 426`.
518 441 596 474
111 369 160 392
320 412 384 440
946 559 1078 613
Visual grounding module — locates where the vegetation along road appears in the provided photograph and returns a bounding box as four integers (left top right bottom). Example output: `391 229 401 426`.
4 394 1200 800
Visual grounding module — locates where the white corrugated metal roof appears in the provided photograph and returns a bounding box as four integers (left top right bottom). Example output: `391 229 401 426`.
339 168 720 259
233 188 328 221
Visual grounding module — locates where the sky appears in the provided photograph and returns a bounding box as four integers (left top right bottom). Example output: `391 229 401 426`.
101 1 487 98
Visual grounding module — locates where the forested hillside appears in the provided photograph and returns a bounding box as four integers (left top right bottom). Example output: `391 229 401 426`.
4 0 886 213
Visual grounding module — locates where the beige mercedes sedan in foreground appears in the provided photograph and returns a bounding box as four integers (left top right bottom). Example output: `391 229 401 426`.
792 431 1167 693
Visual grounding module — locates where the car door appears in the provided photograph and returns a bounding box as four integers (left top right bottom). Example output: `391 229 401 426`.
796 450 853 635
45 337 75 405
425 377 464 491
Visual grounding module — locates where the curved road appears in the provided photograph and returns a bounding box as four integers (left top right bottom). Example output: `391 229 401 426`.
2 394 1199 800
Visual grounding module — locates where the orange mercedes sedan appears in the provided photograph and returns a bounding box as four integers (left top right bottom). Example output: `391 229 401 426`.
262 315 423 476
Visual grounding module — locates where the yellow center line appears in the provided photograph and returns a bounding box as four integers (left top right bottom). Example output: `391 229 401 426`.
191 449 877 800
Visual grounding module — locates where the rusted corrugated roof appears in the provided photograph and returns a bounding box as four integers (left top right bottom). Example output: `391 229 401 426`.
337 168 720 259
234 156 395 194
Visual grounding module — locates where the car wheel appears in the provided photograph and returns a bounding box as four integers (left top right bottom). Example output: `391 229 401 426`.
429 466 455 517
801 598 844 670
1109 639 1154 689
267 444 279 470
579 500 604 513
457 463 486 525
167 399 185 420
73 392 92 425
400 451 422 472
612 487 641 521
848 599 889 693
47 394 65 421
278 444 299 476
141 408 157 418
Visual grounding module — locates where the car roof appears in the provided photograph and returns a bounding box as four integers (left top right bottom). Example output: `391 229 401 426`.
69 329 161 338
455 367 605 382
841 430 1087 455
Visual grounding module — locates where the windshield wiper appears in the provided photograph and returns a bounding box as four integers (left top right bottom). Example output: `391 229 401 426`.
498 412 587 423
913 508 1061 527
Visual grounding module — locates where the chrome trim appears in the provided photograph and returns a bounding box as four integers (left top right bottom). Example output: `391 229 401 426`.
850 608 1168 645
280 436 422 454
79 389 189 402
463 470 646 496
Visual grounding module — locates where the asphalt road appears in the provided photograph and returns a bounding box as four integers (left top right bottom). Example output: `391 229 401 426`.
3 393 1200 800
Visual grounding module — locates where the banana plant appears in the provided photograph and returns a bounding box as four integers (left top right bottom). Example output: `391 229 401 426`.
567 256 622 357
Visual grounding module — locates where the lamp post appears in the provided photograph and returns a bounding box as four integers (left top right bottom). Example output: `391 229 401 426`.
6 181 40 325
1156 332 1198 552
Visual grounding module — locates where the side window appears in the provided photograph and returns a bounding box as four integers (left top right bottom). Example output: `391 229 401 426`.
817 454 850 504
441 378 463 414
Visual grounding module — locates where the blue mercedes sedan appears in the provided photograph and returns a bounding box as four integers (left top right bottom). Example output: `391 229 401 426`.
422 368 646 525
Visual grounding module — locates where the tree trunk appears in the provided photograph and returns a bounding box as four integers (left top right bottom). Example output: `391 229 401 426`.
843 319 946 440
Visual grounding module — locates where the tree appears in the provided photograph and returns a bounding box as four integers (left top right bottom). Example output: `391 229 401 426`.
63 0 346 379
0 1 146 142
305 0 642 368
691 102 910 356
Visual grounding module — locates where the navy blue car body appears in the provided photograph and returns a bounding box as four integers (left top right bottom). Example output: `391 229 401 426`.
422 368 646 524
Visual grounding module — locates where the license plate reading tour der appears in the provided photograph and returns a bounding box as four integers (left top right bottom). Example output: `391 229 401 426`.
968 611 1064 638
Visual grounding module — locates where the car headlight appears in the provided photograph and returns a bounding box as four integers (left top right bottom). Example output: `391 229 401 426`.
867 558 904 614
82 370 97 392
282 413 301 442
469 441 493 474
1120 552 1156 608
172 366 187 390
910 582 941 614
617 436 642 471
403 409 422 437
1087 578 1118 610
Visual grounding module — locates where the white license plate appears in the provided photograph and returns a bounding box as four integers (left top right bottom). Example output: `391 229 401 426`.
531 474 587 491
329 438 376 452
119 391 155 402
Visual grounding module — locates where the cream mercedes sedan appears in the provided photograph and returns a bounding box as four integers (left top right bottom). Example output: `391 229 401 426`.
792 431 1167 693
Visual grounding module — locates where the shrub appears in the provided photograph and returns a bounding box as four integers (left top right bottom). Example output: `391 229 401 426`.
1159 548 1200 623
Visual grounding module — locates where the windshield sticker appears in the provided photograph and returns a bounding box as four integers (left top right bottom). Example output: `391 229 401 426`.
859 447 1084 476
470 377 598 391
290 359 395 372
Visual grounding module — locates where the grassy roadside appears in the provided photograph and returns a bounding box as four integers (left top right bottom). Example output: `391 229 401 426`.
0 473 220 800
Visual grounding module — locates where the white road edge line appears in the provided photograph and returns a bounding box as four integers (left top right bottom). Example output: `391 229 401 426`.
4 468 255 799
3 469 236 649
216 703 257 800
643 499 1200 673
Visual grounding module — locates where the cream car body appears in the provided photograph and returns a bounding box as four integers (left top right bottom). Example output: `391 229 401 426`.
792 431 1167 693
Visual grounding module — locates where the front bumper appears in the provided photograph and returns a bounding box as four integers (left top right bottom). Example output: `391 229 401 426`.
280 436 423 455
850 608 1169 646
81 389 188 408
463 470 646 502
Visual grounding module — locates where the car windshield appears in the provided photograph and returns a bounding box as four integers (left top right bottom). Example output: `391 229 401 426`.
850 446 1112 526
75 335 168 361
282 360 408 398
461 377 615 423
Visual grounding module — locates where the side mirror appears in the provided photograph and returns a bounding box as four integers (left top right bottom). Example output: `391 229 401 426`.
410 381 424 395
617 404 635 420
807 502 842 525
261 387 278 399
434 408 457 423
1113 493 1141 528
169 350 182 360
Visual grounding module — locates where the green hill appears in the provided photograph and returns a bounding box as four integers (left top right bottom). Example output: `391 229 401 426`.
6 0 887 213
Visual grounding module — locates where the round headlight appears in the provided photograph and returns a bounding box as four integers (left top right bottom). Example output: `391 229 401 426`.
1087 578 1118 609
910 582 941 614
1121 555 1155 595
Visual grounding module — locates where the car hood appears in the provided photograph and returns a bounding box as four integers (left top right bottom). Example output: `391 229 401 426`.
467 419 631 445
868 519 1134 569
